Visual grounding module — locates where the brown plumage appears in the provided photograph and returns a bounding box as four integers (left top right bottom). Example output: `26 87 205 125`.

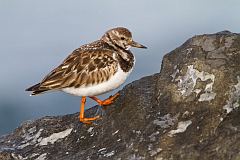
26 41 118 95
26 27 147 124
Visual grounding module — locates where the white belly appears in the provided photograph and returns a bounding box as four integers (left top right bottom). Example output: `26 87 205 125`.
62 65 133 96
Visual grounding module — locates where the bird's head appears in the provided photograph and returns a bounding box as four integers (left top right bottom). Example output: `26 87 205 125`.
101 27 147 50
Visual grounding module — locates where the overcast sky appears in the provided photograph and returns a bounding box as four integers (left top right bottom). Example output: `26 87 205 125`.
0 0 239 135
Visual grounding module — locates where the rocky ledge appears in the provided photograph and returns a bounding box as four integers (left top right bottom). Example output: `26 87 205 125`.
1 31 240 160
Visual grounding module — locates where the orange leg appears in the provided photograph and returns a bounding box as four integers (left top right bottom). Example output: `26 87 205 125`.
89 93 120 106
79 96 100 124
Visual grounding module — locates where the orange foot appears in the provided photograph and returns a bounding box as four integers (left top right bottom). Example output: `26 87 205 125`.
80 115 101 124
101 93 120 106
90 93 120 107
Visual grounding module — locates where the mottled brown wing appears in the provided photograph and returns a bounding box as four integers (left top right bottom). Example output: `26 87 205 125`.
36 48 118 91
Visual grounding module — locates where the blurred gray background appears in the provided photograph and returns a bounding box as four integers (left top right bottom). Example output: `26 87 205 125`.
0 0 239 135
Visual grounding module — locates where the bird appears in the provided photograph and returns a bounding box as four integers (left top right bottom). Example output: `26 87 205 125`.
26 27 147 124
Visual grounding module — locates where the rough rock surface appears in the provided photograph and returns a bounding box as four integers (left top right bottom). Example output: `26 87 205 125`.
1 31 240 160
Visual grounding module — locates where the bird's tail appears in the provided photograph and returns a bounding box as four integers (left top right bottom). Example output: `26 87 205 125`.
25 83 48 95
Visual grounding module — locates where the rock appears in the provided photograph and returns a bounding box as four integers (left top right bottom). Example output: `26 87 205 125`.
1 31 240 160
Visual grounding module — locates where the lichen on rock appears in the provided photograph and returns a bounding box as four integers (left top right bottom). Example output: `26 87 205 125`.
223 76 240 114
176 64 216 102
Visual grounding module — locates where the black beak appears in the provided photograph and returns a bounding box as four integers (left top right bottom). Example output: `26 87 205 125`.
131 41 147 49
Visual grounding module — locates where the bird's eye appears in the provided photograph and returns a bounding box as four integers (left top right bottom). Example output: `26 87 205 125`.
121 37 125 40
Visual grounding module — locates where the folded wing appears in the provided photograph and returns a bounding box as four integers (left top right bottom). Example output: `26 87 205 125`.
26 48 118 95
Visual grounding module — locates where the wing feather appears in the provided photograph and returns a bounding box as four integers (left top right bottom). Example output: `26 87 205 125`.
36 48 118 92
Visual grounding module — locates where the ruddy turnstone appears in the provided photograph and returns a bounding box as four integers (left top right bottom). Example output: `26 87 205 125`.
26 27 147 124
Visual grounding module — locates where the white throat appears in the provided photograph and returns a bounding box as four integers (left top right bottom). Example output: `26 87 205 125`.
126 45 131 50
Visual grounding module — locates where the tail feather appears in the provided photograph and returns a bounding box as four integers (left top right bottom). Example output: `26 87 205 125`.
31 90 48 95
25 83 41 91
26 83 48 95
